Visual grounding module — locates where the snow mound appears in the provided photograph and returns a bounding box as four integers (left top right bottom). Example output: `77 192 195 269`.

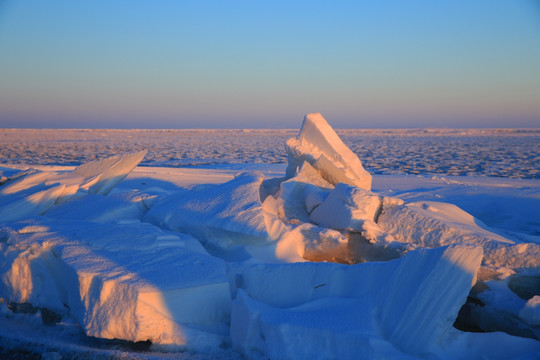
285 113 372 190
1 219 230 350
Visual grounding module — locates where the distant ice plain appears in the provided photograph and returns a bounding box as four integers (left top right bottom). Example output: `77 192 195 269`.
1 128 538 179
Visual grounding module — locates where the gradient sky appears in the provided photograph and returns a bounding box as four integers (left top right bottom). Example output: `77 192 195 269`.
1 1 539 129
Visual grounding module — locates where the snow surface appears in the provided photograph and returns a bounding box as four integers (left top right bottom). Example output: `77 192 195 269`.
1 117 539 359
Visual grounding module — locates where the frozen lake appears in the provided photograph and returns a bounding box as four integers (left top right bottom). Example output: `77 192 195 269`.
1 128 539 178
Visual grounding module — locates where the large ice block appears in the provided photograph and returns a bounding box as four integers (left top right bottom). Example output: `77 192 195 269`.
285 113 372 190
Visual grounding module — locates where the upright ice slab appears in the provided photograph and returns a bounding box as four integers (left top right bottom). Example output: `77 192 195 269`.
285 113 372 190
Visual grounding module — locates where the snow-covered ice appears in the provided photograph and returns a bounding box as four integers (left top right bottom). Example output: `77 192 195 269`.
0 115 539 359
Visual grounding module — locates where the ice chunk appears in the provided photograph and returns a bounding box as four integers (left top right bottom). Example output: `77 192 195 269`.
230 245 484 359
73 150 147 195
1 219 230 349
275 223 350 263
277 162 331 223
310 183 382 231
285 113 372 190
144 172 281 252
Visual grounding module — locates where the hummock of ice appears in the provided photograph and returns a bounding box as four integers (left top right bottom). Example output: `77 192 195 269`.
285 113 372 190
1 115 540 359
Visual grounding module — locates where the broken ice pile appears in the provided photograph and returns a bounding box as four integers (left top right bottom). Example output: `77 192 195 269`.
1 114 540 359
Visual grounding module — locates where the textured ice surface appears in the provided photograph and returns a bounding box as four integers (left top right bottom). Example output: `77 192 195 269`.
1 128 538 179
285 113 372 190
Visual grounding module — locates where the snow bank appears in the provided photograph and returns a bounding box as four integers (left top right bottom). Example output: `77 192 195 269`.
1 219 230 349
285 113 372 190
230 245 485 359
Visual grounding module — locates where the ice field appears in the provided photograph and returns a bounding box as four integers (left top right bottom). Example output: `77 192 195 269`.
0 115 539 359
1 127 538 179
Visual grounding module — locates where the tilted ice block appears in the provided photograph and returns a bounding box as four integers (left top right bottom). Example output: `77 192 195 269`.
285 113 372 190
310 183 382 231
73 150 147 195
230 245 483 359
144 172 281 252
1 219 230 349
378 200 540 272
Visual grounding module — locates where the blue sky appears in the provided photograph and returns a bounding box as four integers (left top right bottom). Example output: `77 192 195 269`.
0 1 539 128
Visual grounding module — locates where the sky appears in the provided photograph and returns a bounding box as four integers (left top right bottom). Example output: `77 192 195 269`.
0 1 539 129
